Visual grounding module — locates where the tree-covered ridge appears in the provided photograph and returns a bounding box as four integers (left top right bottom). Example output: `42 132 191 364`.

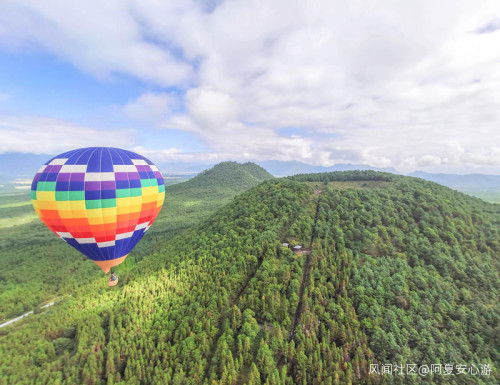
0 170 498 384
0 179 312 384
294 172 500 384
288 170 393 183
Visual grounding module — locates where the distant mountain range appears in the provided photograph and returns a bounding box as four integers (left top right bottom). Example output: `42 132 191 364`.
253 161 500 201
408 171 500 203
409 171 500 189
153 160 500 203
256 160 400 176
0 153 52 181
1 153 499 202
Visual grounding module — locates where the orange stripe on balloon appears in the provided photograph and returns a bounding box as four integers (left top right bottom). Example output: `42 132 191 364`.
93 255 128 273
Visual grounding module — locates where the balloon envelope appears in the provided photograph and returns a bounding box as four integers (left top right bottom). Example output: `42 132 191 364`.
30 147 165 273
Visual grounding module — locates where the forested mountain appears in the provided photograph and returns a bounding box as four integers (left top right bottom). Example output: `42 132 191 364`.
182 162 274 192
0 168 498 384
257 161 500 203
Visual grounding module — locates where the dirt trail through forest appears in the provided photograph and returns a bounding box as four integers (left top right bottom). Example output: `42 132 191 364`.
0 297 64 329
205 193 312 382
277 187 323 370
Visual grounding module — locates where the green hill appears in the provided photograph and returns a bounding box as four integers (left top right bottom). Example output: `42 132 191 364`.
145 162 273 238
0 170 498 384
171 161 274 196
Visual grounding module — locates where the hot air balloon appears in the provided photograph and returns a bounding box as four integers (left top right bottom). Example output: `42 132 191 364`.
30 147 165 275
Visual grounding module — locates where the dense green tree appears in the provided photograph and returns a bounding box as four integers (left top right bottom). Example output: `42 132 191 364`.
0 169 498 384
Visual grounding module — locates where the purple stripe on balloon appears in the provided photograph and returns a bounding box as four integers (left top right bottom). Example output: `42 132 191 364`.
136 165 151 172
101 181 116 190
33 173 41 183
57 173 71 182
84 181 115 190
70 173 85 182
51 165 63 173
85 181 101 191
115 172 128 181
154 171 161 178
115 171 139 180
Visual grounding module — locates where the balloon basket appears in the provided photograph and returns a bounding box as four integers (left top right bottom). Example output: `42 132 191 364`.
108 277 119 287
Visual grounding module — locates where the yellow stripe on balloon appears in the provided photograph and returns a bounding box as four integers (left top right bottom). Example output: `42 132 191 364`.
36 191 55 201
37 200 58 210
86 207 117 218
88 216 104 225
56 200 86 211
142 194 158 204
128 204 143 213
59 209 87 218
142 186 158 196
116 196 142 207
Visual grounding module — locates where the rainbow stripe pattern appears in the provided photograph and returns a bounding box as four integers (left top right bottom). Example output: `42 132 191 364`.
30 147 165 272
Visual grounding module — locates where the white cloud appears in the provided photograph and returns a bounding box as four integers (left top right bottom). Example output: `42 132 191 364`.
0 115 134 153
187 87 238 129
0 0 193 86
162 0 500 172
1 0 500 172
132 145 223 163
123 92 176 123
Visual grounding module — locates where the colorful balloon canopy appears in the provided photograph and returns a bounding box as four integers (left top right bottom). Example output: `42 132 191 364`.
30 147 165 273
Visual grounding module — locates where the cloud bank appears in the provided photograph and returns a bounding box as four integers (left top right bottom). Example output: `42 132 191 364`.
1 0 499 172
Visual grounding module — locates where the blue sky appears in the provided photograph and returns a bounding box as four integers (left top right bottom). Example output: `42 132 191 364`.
0 0 499 174
0 51 205 153
0 52 140 119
